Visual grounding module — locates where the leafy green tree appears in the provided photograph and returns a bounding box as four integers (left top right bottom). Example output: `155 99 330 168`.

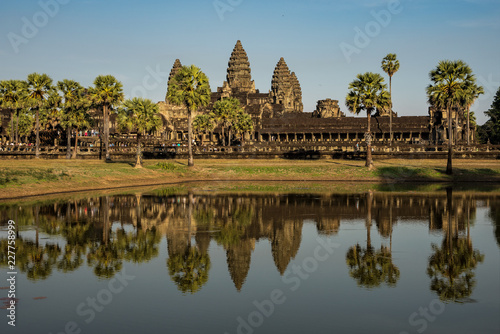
479 87 500 144
117 97 162 167
381 53 400 145
346 72 390 169
89 75 124 161
426 60 475 174
7 109 34 142
233 110 254 146
192 114 215 145
0 80 28 144
26 73 55 158
57 80 92 159
212 97 243 146
167 65 211 166
460 82 483 145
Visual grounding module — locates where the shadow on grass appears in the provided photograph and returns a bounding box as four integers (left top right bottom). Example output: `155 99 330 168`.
375 166 500 192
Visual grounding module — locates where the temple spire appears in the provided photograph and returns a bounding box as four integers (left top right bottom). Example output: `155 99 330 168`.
270 57 303 112
224 40 256 93
166 59 183 100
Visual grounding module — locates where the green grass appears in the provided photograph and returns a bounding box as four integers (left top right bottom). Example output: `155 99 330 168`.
148 162 189 173
0 168 70 187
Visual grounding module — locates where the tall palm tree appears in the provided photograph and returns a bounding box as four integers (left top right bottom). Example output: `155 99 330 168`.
0 80 28 145
381 53 400 146
346 72 390 169
57 80 91 159
26 73 55 158
89 75 124 161
117 97 162 167
167 65 211 166
460 82 484 146
427 60 474 175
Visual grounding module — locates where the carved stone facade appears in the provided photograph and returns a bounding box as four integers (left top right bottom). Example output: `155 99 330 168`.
312 99 343 118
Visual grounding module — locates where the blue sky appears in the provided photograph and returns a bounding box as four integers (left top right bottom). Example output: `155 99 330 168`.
1 0 499 124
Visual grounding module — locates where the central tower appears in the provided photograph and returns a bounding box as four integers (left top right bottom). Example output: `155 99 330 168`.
219 40 256 95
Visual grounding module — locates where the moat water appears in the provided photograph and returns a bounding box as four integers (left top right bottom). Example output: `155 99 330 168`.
0 184 499 334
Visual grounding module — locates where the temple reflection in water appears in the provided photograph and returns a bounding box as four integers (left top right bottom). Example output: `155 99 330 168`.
0 190 497 300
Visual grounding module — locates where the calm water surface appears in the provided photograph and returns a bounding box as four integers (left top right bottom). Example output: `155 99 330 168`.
0 187 499 334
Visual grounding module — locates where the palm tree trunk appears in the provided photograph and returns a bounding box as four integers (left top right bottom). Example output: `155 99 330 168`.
466 106 470 146
35 107 40 159
103 196 110 246
221 125 226 146
366 110 372 168
103 104 110 161
66 126 72 159
72 130 78 159
455 107 459 145
135 133 142 167
187 108 194 167
366 191 373 249
135 193 142 229
446 104 453 175
10 110 15 143
389 75 393 147
35 205 40 248
15 109 20 145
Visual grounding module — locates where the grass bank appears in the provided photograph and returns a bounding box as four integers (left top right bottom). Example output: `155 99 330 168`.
0 158 499 200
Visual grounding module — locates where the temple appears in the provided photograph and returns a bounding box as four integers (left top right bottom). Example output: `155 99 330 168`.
158 40 476 147
0 40 483 156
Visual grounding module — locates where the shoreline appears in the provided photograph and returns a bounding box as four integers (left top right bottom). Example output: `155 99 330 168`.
1 158 499 200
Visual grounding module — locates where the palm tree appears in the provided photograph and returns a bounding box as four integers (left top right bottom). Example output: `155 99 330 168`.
212 97 242 146
426 60 475 175
26 73 55 158
167 65 211 166
57 80 92 159
233 110 254 146
0 80 28 145
460 82 484 146
346 72 390 169
192 114 215 145
89 75 124 161
117 97 162 167
381 54 400 146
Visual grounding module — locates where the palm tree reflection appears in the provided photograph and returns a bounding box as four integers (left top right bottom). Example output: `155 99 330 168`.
346 191 400 288
167 193 211 294
427 189 484 302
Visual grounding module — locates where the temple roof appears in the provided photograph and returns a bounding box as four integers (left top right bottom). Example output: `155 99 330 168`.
259 114 431 133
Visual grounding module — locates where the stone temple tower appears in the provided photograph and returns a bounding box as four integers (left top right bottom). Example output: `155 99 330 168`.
165 58 182 99
270 57 303 113
219 40 256 95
